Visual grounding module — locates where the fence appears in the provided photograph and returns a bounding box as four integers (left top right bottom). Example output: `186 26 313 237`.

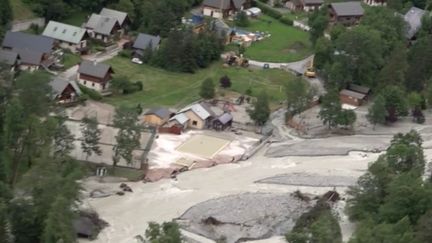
11 18 45 32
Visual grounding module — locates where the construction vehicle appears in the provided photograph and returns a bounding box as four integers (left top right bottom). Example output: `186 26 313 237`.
304 56 316 78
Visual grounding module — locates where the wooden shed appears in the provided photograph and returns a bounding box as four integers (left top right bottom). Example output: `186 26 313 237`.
339 89 366 106
213 113 233 131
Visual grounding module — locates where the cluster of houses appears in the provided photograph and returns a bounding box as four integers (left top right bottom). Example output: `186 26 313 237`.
143 103 234 134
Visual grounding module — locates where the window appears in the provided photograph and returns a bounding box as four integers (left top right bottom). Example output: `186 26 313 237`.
53 27 58 31
92 83 95 87
62 29 66 34
192 121 198 126
83 81 87 85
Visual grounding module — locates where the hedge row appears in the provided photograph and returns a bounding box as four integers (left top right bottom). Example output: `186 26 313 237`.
254 0 293 26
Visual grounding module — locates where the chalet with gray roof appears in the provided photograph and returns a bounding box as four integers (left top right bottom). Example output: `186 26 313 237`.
178 102 216 129
77 60 114 92
132 33 161 58
42 21 88 54
404 7 427 40
50 77 82 103
143 107 174 126
0 49 19 71
329 2 364 26
287 0 323 12
213 112 233 130
100 8 130 27
202 0 251 18
1 31 55 71
363 0 386 6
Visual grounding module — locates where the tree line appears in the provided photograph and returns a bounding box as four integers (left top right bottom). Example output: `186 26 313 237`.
0 0 12 39
0 63 145 242
23 0 202 36
347 130 432 243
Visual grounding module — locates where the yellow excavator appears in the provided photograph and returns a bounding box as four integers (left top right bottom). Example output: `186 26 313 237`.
304 56 316 78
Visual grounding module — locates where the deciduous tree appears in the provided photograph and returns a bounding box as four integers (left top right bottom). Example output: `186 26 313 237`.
200 78 215 99
80 116 102 160
249 91 270 126
367 95 387 128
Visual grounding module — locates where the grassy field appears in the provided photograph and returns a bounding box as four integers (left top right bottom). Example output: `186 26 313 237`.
243 15 312 63
104 57 296 108
10 0 35 21
63 53 81 69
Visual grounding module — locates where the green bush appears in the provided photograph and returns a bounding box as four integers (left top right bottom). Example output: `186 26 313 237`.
280 16 294 26
255 1 282 19
79 85 103 101
119 50 132 58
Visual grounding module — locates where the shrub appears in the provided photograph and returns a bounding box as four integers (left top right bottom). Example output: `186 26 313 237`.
219 75 232 88
280 16 293 26
255 1 282 19
79 85 103 101
119 50 131 58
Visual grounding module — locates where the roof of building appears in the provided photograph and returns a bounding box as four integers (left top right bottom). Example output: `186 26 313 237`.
169 113 189 125
179 103 216 120
349 84 370 94
330 2 364 17
100 8 128 26
304 0 324 5
203 0 246 9
145 107 172 119
217 112 233 124
85 14 118 35
50 77 82 96
133 33 161 50
2 31 54 54
78 60 112 78
404 6 427 39
42 21 87 44
13 48 43 65
0 49 18 65
340 89 366 100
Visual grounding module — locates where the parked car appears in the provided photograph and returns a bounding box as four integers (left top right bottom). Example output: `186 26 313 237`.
131 58 143 64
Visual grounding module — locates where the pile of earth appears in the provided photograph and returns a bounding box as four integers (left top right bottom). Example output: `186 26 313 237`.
177 192 315 243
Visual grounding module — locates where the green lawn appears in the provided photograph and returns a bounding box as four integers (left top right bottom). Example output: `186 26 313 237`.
104 57 296 108
10 0 35 21
63 53 81 69
243 15 312 63
63 11 89 26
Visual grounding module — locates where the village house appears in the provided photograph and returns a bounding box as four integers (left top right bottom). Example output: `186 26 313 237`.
50 77 82 103
213 112 233 131
77 60 113 92
143 107 174 126
339 89 366 106
1 31 55 71
162 113 190 134
85 8 129 43
132 33 161 58
348 84 371 98
286 0 324 12
329 2 364 26
202 0 251 19
363 0 386 6
0 49 19 71
404 7 427 41
42 21 88 54
178 103 216 129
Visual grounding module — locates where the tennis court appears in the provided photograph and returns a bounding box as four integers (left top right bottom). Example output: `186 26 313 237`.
176 134 231 158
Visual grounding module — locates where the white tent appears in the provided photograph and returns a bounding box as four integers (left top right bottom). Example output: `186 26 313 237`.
247 7 262 17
